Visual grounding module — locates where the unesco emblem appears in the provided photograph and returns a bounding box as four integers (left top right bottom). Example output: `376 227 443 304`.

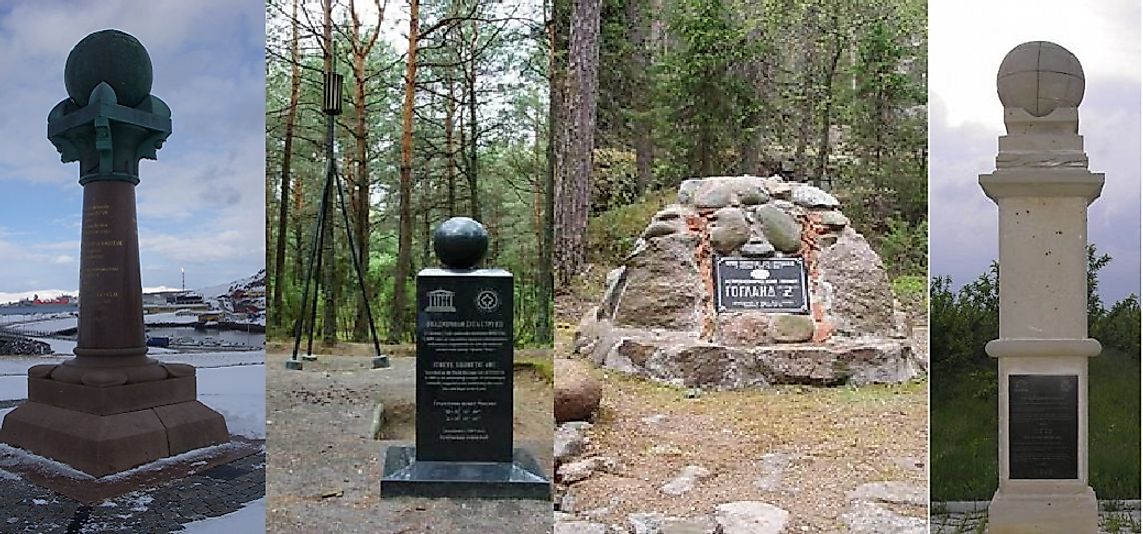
474 289 501 313
425 289 457 313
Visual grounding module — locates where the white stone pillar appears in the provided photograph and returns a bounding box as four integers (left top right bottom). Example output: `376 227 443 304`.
981 41 1102 533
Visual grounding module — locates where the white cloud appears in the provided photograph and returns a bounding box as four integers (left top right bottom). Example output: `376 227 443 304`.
0 1 265 292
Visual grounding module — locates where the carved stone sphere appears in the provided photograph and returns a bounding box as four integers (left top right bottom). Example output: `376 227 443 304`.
433 217 488 269
997 41 1084 117
65 29 153 108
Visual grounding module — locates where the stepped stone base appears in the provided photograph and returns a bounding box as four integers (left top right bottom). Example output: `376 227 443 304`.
380 445 551 500
988 486 1098 534
1 396 228 477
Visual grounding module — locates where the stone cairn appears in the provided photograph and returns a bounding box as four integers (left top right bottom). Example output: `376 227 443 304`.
573 174 923 388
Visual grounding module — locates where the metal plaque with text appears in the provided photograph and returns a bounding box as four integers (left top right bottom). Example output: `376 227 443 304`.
1009 374 1078 480
714 257 809 313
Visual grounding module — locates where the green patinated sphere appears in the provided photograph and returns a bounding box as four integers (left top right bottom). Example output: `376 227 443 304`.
433 217 488 269
65 29 153 107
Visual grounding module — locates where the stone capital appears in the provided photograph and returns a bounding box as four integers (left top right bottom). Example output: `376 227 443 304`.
979 170 1104 204
985 338 1102 359
47 82 171 186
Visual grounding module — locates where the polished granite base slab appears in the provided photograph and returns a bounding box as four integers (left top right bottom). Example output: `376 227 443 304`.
379 445 550 500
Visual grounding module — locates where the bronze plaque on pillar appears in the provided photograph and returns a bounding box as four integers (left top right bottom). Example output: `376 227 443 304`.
1009 374 1078 479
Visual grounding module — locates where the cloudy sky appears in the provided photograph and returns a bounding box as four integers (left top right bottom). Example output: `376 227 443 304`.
0 0 264 301
930 0 1141 304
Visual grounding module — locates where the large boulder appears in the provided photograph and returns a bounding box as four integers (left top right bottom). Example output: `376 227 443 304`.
818 226 896 337
610 233 705 331
554 358 603 423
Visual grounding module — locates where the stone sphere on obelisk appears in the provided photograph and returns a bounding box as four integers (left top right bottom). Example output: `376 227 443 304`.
981 40 1102 533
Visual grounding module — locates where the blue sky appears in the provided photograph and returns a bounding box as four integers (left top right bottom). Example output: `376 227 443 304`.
0 0 265 298
930 0 1141 305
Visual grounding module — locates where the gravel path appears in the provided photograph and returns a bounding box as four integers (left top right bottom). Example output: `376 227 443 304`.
557 371 929 532
265 348 554 534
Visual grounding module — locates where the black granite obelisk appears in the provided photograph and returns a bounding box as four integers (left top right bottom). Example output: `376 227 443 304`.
379 217 550 499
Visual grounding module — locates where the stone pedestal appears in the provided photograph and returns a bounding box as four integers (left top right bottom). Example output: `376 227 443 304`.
981 41 1101 533
0 30 228 477
379 218 550 500
988 487 1098 533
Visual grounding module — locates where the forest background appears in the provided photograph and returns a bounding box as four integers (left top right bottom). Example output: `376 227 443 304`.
266 0 552 346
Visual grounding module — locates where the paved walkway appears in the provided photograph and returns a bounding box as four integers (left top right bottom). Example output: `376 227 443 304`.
0 452 265 533
931 501 1141 534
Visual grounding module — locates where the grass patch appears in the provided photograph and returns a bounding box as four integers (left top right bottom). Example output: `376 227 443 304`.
932 350 1140 501
513 355 553 383
1089 350 1142 499
832 377 928 401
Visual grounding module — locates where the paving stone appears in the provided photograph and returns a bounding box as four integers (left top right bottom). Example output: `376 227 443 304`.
0 452 265 532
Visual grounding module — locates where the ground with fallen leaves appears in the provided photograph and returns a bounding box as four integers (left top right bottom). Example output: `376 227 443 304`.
560 371 928 531
265 344 553 534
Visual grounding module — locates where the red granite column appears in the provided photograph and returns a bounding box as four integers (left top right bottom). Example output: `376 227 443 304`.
0 29 228 477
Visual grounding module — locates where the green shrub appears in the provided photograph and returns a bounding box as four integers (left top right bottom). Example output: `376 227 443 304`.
891 274 927 316
586 188 675 266
591 148 639 215
875 217 927 278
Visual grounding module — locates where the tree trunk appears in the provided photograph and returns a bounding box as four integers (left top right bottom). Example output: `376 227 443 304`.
466 18 482 222
628 0 652 195
814 13 843 188
445 69 457 216
389 0 419 344
420 169 432 268
271 0 302 329
538 0 565 339
348 0 384 341
553 0 601 287
792 6 817 181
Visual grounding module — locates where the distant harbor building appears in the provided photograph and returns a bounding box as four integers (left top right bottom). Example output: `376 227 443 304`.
170 292 205 305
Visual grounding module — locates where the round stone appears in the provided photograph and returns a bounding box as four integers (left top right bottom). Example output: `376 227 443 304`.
65 29 153 108
433 216 488 269
996 41 1084 116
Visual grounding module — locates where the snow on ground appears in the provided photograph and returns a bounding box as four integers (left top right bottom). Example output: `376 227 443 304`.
0 377 26 401
180 498 265 533
0 312 74 327
0 440 256 484
38 337 76 355
0 442 94 480
156 351 265 368
198 364 265 439
0 355 60 376
144 312 199 325
6 316 78 334
197 270 265 300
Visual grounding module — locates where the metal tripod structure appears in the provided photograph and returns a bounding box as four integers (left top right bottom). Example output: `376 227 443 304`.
286 62 384 370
